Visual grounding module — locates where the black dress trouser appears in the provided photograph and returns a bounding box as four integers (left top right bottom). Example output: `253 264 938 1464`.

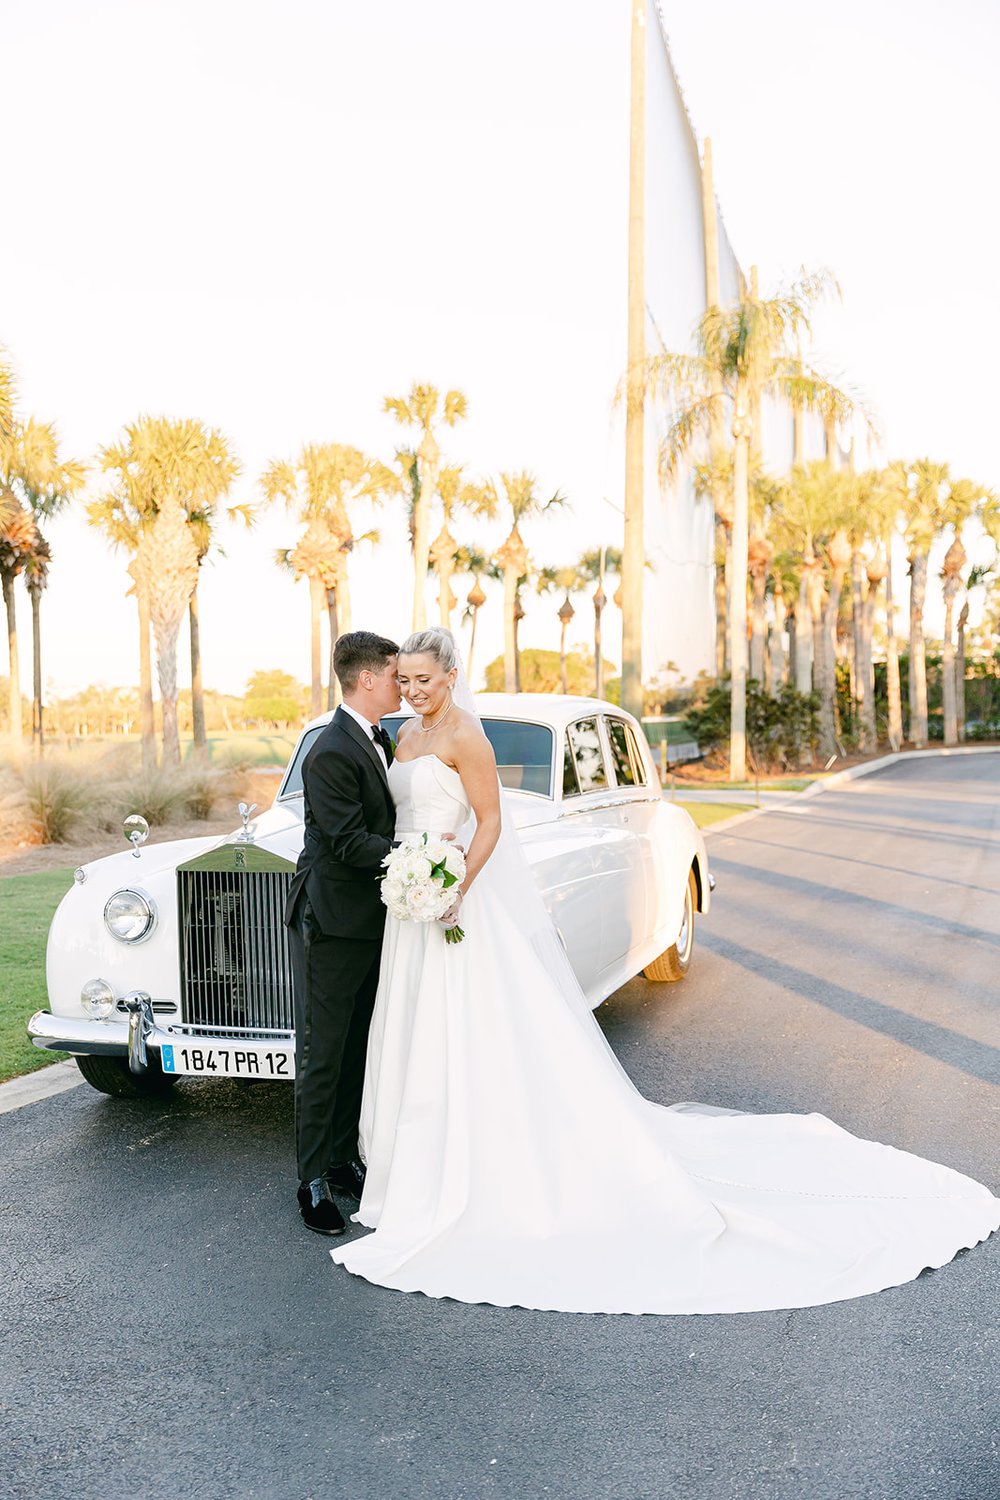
288 898 382 1186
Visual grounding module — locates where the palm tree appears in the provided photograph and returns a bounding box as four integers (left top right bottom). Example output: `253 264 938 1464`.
0 501 35 751
92 416 238 765
492 472 564 693
14 419 86 752
429 467 496 629
455 545 490 682
0 391 85 755
182 472 248 760
901 465 984 747
576 547 623 698
383 384 468 630
941 536 967 746
638 270 864 779
264 444 388 713
539 564 585 693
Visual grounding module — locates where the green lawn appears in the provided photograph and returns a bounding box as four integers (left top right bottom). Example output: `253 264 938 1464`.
677 801 753 828
0 868 74 1082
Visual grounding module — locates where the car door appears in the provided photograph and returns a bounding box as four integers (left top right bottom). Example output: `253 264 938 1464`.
597 715 650 969
559 716 639 985
544 720 606 997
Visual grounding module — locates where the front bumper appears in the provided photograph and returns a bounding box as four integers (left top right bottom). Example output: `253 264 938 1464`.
28 1009 295 1077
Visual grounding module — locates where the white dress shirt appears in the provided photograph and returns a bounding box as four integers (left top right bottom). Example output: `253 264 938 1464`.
340 700 388 772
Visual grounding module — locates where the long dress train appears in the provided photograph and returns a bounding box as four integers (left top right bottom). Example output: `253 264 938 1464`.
330 755 999 1315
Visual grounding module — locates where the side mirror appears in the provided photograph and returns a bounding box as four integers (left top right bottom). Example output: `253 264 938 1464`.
123 813 150 859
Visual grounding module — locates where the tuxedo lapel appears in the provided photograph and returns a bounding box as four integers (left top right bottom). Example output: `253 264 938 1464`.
334 707 394 812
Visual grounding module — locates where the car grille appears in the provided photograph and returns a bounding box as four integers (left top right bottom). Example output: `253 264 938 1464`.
178 866 294 1039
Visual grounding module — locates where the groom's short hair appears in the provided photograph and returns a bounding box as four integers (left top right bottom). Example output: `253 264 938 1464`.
334 631 399 692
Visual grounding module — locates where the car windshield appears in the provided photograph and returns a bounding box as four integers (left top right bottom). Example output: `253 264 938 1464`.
278 717 555 799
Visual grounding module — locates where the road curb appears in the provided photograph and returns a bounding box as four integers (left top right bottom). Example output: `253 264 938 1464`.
0 1059 83 1116
700 744 1000 836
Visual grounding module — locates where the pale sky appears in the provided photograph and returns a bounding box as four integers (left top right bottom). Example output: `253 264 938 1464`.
4 0 997 698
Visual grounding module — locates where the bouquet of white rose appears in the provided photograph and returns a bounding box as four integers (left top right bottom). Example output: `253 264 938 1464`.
380 834 467 944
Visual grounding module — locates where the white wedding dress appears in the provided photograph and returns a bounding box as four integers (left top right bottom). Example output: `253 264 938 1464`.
330 753 1000 1314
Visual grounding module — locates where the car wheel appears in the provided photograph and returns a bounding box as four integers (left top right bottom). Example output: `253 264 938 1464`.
642 870 696 983
74 1055 178 1099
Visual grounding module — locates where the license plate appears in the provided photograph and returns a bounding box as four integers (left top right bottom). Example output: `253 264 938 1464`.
160 1043 295 1079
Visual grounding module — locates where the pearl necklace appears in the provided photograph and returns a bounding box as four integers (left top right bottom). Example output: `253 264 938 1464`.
418 696 455 733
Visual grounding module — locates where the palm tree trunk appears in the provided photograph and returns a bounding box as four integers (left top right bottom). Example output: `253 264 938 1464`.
910 553 929 746
309 573 324 717
818 574 843 758
860 590 877 752
412 434 439 631
155 616 183 765
326 586 339 712
942 587 958 746
956 601 968 742
438 554 455 629
136 583 156 771
594 599 605 698
502 567 518 693
851 552 875 752
749 572 766 684
2 571 23 751
189 585 208 762
729 391 750 781
467 603 480 683
714 522 728 678
769 602 786 697
31 586 43 754
884 547 903 751
794 576 812 693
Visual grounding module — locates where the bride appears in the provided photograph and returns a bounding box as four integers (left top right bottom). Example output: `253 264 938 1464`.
331 627 999 1314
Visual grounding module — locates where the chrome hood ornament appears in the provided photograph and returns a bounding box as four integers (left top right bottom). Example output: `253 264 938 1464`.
237 801 258 843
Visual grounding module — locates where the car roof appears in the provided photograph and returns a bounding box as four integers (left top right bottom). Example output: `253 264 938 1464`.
301 693 637 735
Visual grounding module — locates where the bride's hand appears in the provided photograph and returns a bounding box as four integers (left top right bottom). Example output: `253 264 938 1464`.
439 833 465 854
438 892 463 927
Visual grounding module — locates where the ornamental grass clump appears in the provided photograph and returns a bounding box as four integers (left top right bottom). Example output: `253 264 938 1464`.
9 759 92 844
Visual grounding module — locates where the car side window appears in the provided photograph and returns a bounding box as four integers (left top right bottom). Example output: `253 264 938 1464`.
566 717 607 794
563 736 581 797
625 724 649 786
606 719 636 787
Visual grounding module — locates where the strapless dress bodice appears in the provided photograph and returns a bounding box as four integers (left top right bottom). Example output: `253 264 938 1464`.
389 754 471 836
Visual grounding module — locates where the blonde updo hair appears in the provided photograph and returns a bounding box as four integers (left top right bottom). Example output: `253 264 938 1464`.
399 627 458 674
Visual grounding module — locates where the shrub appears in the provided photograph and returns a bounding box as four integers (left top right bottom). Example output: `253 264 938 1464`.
684 679 820 773
11 760 92 844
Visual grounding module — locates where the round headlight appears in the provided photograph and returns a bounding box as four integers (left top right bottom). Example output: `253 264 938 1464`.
103 889 155 943
81 978 116 1020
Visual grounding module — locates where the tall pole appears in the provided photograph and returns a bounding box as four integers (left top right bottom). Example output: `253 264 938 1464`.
621 0 646 722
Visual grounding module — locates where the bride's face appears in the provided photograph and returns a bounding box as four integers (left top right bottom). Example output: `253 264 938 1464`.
397 652 457 717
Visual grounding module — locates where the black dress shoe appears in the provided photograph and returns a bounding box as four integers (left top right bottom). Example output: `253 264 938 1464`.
326 1159 366 1200
298 1180 346 1236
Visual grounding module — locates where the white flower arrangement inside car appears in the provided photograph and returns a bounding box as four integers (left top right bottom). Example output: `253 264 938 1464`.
380 834 467 944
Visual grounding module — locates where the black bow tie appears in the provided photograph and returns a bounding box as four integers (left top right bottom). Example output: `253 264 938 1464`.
372 724 393 761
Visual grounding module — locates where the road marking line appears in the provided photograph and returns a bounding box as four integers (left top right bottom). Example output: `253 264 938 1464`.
0 1060 83 1116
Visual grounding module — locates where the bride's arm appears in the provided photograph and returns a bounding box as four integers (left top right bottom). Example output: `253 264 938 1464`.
449 721 502 897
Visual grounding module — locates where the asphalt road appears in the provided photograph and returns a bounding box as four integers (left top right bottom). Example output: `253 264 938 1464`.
2 753 998 1500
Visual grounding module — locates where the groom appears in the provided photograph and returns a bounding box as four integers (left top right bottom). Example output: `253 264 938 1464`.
284 630 401 1236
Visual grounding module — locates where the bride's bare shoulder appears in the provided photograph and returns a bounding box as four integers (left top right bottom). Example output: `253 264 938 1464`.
447 709 494 759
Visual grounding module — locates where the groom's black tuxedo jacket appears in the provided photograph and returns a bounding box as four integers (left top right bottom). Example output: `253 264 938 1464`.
284 707 395 940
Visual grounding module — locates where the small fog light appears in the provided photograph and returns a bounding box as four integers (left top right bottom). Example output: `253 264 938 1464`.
73 867 87 885
81 978 116 1020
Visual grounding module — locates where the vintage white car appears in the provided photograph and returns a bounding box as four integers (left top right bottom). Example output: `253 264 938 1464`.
29 695 714 1097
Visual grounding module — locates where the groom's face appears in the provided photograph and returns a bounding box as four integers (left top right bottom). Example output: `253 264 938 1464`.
370 655 402 717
